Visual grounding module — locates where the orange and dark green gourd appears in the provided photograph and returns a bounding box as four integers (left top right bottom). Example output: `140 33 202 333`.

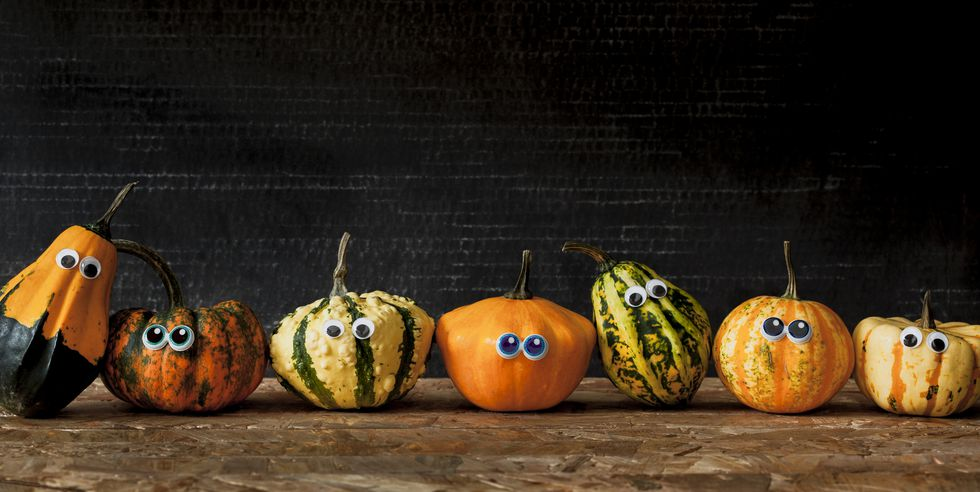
562 241 711 406
0 183 137 417
714 241 854 413
100 241 267 413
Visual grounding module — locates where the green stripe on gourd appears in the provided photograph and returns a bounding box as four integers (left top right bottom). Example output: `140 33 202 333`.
343 295 376 408
378 298 418 403
290 298 338 408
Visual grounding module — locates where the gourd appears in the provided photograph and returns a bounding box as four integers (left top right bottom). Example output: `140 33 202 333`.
437 250 596 411
100 240 267 413
714 241 853 413
562 241 711 406
853 291 980 417
269 233 435 409
0 183 137 417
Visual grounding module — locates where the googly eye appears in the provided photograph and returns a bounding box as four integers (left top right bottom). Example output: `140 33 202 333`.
352 317 376 340
521 334 549 361
168 325 195 351
786 319 812 344
760 317 786 341
926 331 949 353
142 324 168 350
322 319 345 339
496 333 521 359
900 326 923 349
624 286 648 308
55 248 79 270
645 279 668 299
79 256 102 279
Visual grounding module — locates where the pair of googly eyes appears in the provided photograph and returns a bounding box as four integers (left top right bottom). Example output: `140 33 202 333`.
55 248 102 279
496 333 549 360
142 324 195 351
900 326 949 353
760 317 813 344
322 318 376 340
624 279 668 308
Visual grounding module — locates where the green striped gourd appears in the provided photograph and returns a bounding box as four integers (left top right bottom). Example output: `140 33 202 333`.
269 233 435 409
562 241 712 406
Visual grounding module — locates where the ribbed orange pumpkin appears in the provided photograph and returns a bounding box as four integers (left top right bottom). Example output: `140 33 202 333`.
714 242 854 413
436 250 596 411
100 241 267 413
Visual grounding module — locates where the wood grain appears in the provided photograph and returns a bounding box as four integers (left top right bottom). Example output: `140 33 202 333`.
2 378 977 491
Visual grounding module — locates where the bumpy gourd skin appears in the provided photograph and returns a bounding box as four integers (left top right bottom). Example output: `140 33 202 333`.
270 291 434 409
854 316 980 417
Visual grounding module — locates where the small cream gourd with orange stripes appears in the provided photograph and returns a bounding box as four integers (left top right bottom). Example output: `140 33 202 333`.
853 291 980 417
714 241 854 413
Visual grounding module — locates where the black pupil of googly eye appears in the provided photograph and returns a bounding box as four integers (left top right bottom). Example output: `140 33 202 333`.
651 284 667 297
903 334 918 347
931 338 946 352
171 327 190 345
145 326 165 344
354 324 370 338
762 317 783 337
788 320 810 339
61 255 76 268
82 263 98 277
498 334 520 355
629 292 644 306
524 336 546 357
326 325 342 337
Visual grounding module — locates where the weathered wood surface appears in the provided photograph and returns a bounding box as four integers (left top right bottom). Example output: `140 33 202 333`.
1 378 978 491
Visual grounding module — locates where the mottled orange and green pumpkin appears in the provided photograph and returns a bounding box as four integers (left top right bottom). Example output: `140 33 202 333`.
0 183 136 417
714 241 854 414
100 241 267 413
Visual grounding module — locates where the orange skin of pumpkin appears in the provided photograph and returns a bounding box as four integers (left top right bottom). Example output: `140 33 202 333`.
101 301 268 413
1 225 117 364
713 295 855 413
437 296 596 412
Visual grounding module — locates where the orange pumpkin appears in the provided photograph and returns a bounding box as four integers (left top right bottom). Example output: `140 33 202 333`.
436 250 596 411
101 240 267 413
714 241 854 413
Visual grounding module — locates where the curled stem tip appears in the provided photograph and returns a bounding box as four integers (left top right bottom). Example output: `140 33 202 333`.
330 232 352 297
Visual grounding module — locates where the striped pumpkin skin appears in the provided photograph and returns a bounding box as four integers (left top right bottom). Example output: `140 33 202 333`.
853 317 980 417
590 261 712 406
714 296 854 413
101 301 268 413
269 291 435 409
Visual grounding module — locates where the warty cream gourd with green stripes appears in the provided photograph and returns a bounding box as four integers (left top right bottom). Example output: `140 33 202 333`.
269 233 435 409
563 241 712 406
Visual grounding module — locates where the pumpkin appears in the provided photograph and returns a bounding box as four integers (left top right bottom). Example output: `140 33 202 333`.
714 241 854 413
100 240 267 413
0 183 137 417
562 241 711 407
853 291 980 417
270 233 435 409
437 250 596 412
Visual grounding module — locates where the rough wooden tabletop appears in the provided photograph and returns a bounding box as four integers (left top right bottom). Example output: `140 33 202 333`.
1 378 977 491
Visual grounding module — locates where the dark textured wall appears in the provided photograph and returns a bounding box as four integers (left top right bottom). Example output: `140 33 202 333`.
0 1 975 376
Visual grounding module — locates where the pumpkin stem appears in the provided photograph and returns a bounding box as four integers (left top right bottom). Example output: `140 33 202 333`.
112 239 184 309
330 232 352 297
504 250 533 300
781 240 799 300
919 290 936 329
562 241 617 273
87 182 138 239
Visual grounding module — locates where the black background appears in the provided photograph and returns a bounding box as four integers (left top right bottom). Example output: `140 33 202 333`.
1 1 975 376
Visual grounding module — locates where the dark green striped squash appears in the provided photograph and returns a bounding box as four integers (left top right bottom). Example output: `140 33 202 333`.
269 233 435 409
563 241 712 406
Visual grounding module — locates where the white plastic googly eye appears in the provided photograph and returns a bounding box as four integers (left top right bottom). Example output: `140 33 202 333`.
900 326 923 349
760 317 786 342
786 319 812 344
521 334 549 361
323 319 345 339
624 286 648 307
79 256 102 279
645 279 668 299
496 333 521 359
168 325 195 352
926 331 949 353
352 317 376 340
142 324 168 350
56 248 79 270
